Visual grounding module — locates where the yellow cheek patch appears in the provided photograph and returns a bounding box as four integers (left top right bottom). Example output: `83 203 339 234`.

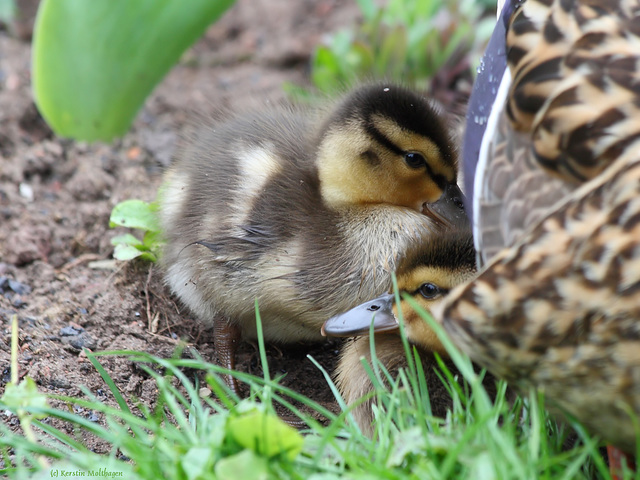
317 125 440 209
391 296 447 355
316 125 377 207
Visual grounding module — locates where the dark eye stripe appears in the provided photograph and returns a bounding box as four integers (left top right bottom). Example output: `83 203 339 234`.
365 120 450 186
424 162 449 189
365 122 403 155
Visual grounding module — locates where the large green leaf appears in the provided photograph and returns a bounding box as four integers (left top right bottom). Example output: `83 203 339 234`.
227 409 303 461
32 0 235 141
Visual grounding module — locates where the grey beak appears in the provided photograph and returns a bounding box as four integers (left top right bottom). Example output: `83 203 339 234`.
321 293 399 337
431 182 469 229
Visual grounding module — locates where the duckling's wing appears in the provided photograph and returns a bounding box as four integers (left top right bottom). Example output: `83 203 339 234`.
195 224 276 262
467 0 640 265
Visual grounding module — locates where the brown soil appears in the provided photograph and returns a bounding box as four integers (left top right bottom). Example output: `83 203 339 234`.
0 0 470 452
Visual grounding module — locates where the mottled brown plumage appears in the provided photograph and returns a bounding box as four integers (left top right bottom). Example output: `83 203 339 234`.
443 0 640 454
474 0 640 263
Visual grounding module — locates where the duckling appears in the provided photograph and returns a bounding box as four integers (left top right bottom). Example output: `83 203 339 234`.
159 84 467 393
440 0 640 470
322 231 498 436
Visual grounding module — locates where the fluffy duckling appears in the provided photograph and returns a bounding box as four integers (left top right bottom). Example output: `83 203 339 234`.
160 84 466 392
441 0 640 471
322 231 497 436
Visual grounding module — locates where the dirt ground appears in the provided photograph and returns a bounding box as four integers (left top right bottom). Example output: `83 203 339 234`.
0 0 472 451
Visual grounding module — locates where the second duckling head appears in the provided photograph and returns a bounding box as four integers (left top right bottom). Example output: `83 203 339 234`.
321 230 480 436
322 230 476 355
315 84 465 217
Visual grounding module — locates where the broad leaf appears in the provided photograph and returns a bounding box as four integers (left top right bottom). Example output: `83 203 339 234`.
227 409 303 461
32 0 235 141
109 199 159 231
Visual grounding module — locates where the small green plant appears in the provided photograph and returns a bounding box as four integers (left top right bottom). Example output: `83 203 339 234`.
0 351 306 479
1 316 50 472
287 0 496 99
109 199 162 262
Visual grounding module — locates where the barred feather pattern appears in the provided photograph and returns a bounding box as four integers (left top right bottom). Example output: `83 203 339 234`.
475 0 640 264
444 0 640 453
445 147 640 452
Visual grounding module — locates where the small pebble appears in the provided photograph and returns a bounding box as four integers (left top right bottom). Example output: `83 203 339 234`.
0 277 31 295
12 296 26 308
63 332 97 351
87 412 100 423
18 182 34 201
8 279 31 295
50 377 71 389
60 326 83 336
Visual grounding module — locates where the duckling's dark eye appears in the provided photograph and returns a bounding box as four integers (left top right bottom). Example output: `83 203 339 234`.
418 283 441 299
404 152 426 169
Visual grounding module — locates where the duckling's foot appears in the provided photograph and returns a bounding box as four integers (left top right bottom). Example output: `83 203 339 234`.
213 318 242 395
607 445 636 480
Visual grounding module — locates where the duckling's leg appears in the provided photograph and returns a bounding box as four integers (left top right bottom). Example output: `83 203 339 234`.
213 318 242 395
607 446 636 480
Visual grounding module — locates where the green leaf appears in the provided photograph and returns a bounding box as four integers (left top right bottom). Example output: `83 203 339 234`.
113 244 145 262
113 244 156 262
1 378 49 421
311 47 344 93
143 229 164 252
32 0 236 141
227 409 303 461
214 450 268 480
109 199 160 231
110 233 143 248
182 446 215 480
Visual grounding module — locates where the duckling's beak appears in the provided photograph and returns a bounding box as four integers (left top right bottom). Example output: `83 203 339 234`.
427 183 469 229
321 293 399 337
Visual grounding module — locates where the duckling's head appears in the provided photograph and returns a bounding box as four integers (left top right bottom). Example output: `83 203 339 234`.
316 84 464 216
322 230 476 355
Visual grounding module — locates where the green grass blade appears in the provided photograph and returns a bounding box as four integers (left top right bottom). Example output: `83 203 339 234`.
31 419 91 454
84 349 131 415
255 300 272 406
